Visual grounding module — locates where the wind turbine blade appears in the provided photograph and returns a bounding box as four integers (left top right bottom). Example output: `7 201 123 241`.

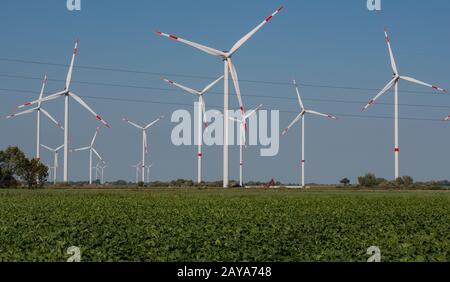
240 123 247 145
162 78 200 96
16 91 65 109
227 58 245 117
400 76 448 93
74 146 90 152
145 115 164 130
228 6 284 56
155 31 226 58
6 107 38 119
144 131 148 154
40 144 55 152
90 127 100 147
56 144 65 151
282 112 303 135
306 110 337 120
92 148 103 161
69 92 111 128
65 38 78 90
40 108 64 129
200 96 208 127
362 77 397 111
244 104 263 119
200 75 224 94
293 80 305 109
384 27 398 75
38 74 47 107
122 118 143 130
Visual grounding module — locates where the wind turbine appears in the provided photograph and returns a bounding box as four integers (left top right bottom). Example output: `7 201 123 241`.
40 144 64 184
162 76 223 183
362 27 448 179
123 116 163 183
229 104 263 187
73 127 104 184
99 163 108 185
15 39 111 182
129 162 141 184
156 5 283 187
282 80 337 188
6 74 63 160
145 163 153 184
94 163 100 180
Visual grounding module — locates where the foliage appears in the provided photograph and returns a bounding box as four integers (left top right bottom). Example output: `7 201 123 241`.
358 173 379 187
0 189 449 262
17 158 48 189
358 173 416 189
0 146 48 188
340 178 350 186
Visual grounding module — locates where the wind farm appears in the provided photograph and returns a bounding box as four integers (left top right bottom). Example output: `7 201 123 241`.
0 1 449 265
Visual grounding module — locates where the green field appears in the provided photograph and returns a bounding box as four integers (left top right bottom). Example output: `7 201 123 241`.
0 188 449 262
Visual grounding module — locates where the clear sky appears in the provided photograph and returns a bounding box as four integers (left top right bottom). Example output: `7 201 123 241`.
0 0 449 184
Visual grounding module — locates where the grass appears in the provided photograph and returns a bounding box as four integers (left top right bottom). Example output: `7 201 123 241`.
0 188 449 262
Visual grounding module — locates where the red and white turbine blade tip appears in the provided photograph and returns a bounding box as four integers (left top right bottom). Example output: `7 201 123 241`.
96 115 111 128
155 31 178 40
17 102 32 109
266 5 284 22
362 100 374 112
445 116 450 121
432 86 448 93
282 128 289 135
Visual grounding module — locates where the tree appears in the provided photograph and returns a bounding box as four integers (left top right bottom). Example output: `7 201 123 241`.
0 146 26 188
401 176 414 187
0 146 48 189
17 158 48 189
340 178 350 186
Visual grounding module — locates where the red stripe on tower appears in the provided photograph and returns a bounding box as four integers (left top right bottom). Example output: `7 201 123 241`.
394 148 399 152
198 153 202 157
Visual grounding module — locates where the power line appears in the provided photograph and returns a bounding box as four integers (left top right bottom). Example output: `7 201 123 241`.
1 73 450 111
0 88 446 123
0 57 448 95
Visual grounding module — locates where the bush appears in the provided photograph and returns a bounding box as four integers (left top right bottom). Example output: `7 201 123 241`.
358 173 378 187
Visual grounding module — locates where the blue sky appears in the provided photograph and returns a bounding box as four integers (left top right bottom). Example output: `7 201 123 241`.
0 0 449 184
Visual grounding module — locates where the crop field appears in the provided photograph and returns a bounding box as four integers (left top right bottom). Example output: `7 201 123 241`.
0 188 449 262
